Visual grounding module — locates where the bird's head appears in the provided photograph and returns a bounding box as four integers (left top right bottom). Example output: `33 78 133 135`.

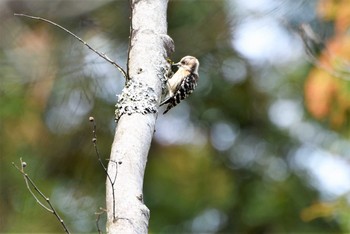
174 56 199 75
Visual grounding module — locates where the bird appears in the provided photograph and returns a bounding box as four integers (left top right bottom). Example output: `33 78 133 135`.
160 56 199 114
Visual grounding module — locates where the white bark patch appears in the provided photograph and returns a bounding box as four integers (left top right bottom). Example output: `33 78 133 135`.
115 79 158 120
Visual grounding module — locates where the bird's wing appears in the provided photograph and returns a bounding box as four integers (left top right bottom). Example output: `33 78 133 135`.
160 69 188 106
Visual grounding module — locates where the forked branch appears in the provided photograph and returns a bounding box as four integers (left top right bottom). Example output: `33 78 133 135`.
12 158 70 234
89 116 118 220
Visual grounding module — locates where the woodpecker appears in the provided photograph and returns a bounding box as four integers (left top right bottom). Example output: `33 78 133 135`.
160 56 199 114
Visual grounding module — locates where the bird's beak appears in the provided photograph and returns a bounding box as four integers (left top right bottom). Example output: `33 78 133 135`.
171 62 180 69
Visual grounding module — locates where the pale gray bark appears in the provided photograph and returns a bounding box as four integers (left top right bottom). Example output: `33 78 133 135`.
106 0 173 233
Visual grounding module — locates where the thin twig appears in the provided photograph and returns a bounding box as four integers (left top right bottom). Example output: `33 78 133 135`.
14 13 128 79
297 22 350 81
89 116 117 220
110 160 119 185
12 158 71 234
95 207 107 234
12 161 52 212
310 57 350 81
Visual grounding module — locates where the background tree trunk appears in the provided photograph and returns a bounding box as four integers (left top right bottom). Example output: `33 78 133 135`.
106 0 173 233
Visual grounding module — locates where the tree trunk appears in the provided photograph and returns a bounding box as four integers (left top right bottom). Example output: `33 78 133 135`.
106 0 173 233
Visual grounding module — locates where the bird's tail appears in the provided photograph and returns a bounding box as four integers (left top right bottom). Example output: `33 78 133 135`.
162 103 174 114
159 97 171 106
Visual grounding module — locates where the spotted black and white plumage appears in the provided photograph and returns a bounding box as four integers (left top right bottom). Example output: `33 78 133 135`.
160 56 199 114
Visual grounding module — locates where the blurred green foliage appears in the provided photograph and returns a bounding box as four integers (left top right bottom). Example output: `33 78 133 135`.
1 0 350 233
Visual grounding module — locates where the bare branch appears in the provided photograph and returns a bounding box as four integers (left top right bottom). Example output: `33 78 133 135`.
89 116 117 220
14 13 128 79
12 158 71 234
